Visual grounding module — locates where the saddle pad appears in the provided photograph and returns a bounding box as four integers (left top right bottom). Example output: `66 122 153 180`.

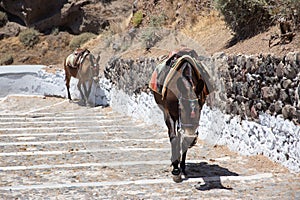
149 59 169 95
66 49 89 69
66 53 77 68
161 55 202 98
149 52 213 98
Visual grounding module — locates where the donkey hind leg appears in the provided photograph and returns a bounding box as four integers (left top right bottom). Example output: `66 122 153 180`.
65 76 72 101
81 81 89 105
77 81 86 105
82 80 94 106
85 80 94 107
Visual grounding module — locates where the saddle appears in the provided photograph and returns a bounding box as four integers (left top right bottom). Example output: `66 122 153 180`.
149 48 200 95
149 48 213 99
68 48 90 69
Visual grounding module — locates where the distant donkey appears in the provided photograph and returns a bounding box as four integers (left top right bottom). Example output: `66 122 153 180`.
64 48 100 106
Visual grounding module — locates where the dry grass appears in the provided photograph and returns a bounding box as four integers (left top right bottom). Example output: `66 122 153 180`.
0 32 72 66
181 11 233 55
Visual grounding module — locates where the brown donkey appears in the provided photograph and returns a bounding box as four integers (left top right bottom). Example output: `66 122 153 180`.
64 48 100 105
150 49 211 182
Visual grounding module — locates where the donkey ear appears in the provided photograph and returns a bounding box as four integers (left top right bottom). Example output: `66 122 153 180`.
96 54 101 63
89 54 95 65
195 79 205 95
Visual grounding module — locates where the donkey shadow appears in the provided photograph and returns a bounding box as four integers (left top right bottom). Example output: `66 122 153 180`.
184 162 239 191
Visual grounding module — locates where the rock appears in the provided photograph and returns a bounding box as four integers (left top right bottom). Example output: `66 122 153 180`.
276 62 285 78
250 105 258 119
282 105 297 119
265 76 277 85
288 89 296 104
247 86 256 99
0 55 13 65
282 78 292 89
261 86 277 103
245 56 255 72
246 73 255 84
256 102 262 110
296 110 300 123
268 103 275 114
295 84 300 108
274 101 283 114
296 52 300 65
236 55 246 68
0 22 25 39
231 101 240 115
284 64 297 80
279 89 289 103
236 95 247 103
266 63 275 77
257 63 267 75
285 52 297 66
112 43 121 52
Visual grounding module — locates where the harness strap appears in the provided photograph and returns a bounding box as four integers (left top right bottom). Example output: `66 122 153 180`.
77 50 90 68
178 96 200 129
68 49 90 69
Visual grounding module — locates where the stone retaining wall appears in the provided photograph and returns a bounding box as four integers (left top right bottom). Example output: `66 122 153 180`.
218 52 300 124
104 52 300 124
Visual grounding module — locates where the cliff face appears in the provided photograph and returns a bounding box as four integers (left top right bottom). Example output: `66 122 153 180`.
1 1 66 25
0 0 133 34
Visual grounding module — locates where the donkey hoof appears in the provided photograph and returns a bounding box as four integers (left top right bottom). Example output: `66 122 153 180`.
172 169 182 182
78 100 86 106
86 102 94 107
172 174 183 183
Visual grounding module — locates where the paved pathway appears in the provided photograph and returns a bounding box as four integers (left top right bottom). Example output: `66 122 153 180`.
0 95 299 199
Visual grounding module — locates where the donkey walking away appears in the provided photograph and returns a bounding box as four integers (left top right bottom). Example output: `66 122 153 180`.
150 48 211 182
64 48 100 106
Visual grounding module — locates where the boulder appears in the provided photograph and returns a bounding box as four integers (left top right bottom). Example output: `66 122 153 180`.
284 64 297 80
276 62 285 78
282 105 297 119
0 0 132 34
0 0 67 30
261 86 278 103
0 22 25 39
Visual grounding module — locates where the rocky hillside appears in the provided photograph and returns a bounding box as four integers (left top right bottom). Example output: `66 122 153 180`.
0 0 133 66
0 0 299 67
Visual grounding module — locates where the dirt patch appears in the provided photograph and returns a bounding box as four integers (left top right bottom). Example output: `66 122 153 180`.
246 154 289 174
181 11 233 55
208 144 290 175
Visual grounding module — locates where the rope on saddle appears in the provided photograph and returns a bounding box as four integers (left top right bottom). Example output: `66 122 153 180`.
67 48 90 69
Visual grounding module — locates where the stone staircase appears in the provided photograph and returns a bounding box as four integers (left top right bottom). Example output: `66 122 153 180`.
0 96 298 199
